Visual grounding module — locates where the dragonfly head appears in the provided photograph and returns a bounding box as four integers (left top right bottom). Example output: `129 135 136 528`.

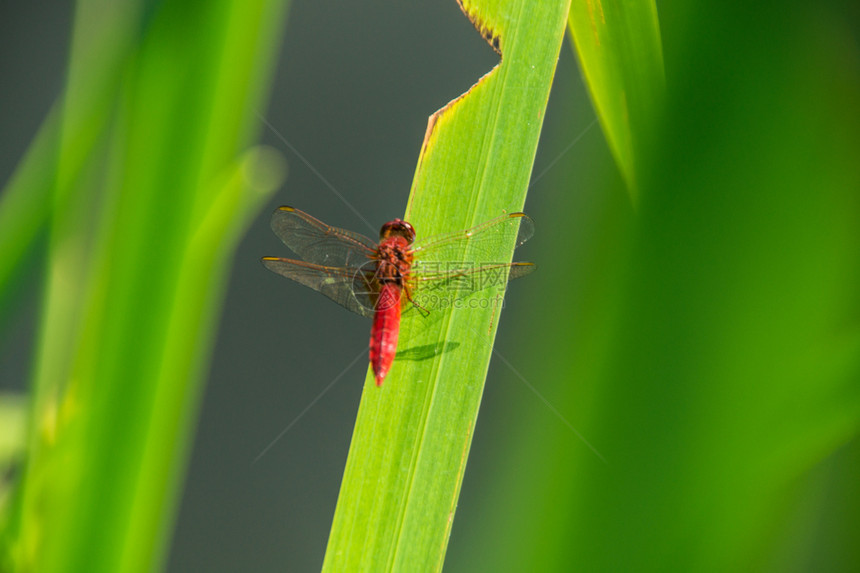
379 219 416 244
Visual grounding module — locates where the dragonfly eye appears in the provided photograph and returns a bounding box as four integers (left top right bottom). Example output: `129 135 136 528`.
379 219 416 244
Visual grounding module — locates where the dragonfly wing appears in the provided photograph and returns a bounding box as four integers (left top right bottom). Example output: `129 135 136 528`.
406 214 534 310
406 261 536 314
411 212 533 268
262 257 377 318
270 206 377 268
410 261 536 292
410 213 534 283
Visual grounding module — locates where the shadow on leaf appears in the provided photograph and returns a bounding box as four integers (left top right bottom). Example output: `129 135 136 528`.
396 341 460 362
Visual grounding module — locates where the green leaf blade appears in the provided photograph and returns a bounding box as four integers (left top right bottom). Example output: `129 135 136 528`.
323 1 570 571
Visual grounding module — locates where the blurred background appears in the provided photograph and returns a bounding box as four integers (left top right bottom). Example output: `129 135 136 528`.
2 0 859 571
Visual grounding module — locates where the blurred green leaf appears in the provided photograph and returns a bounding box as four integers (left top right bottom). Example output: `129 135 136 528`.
0 1 288 571
0 1 142 330
0 393 26 469
568 0 664 199
455 0 860 571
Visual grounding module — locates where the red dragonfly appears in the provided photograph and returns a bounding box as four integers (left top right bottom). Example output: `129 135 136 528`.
262 206 535 386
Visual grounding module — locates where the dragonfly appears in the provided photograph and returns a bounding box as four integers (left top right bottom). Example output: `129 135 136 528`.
262 206 535 386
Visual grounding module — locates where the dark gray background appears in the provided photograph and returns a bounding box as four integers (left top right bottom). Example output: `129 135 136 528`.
0 1 609 570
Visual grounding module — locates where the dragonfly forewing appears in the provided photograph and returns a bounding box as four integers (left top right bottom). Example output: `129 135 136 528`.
270 206 377 269
410 212 533 268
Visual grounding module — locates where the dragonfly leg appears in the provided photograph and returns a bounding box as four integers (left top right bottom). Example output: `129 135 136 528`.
403 284 431 317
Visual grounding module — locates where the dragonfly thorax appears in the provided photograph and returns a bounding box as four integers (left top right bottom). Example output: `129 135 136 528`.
375 236 413 285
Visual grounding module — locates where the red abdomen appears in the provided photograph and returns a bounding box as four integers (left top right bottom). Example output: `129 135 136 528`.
369 283 401 386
